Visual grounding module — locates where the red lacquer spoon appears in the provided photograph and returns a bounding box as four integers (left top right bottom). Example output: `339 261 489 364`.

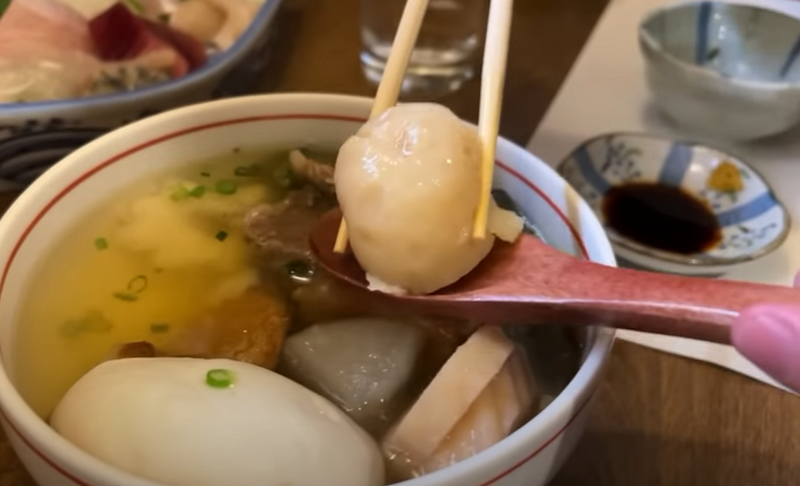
310 209 800 344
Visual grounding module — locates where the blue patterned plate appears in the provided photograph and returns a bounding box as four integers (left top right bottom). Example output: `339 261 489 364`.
557 132 790 275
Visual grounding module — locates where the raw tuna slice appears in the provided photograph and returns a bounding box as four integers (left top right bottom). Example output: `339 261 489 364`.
89 3 206 77
0 0 99 102
0 0 96 57
89 3 186 76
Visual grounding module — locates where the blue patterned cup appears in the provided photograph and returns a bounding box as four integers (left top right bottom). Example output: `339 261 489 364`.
558 132 790 276
639 1 800 141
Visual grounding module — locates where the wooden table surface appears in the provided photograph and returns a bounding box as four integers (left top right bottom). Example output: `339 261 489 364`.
2 0 800 485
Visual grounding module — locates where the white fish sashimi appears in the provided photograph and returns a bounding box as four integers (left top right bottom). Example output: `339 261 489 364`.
205 0 260 50
0 0 99 102
155 0 261 50
0 0 95 55
0 56 99 103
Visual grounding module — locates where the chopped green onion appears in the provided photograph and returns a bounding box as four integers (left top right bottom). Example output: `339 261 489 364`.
206 369 235 388
0 0 10 17
189 185 206 198
127 275 148 294
215 230 229 242
171 185 190 201
60 310 112 337
215 180 238 195
113 291 138 302
94 237 109 250
234 165 260 177
200 171 211 177
150 323 170 333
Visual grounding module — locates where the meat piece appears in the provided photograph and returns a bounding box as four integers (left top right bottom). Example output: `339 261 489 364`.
107 341 160 360
280 318 425 436
243 187 335 263
289 149 335 194
290 270 382 325
161 287 290 369
288 269 479 341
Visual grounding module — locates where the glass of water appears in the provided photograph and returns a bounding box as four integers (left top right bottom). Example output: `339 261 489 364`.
360 0 486 98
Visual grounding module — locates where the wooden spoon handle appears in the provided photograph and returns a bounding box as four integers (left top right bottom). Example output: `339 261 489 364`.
541 261 800 344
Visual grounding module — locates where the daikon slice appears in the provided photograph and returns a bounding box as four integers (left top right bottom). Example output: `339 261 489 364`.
382 326 515 463
280 318 425 436
386 345 539 480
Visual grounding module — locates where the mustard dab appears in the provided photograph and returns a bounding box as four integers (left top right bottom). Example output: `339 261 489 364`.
707 161 744 193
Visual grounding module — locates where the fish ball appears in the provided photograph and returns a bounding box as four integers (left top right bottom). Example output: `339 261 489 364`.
335 103 521 295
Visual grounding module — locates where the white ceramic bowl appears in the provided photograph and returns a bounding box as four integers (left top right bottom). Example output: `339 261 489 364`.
0 93 615 486
0 0 283 190
557 132 790 276
639 0 800 141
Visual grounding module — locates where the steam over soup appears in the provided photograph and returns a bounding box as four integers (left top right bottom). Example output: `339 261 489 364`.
15 145 584 486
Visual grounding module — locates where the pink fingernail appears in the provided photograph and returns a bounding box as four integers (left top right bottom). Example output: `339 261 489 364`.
732 304 800 390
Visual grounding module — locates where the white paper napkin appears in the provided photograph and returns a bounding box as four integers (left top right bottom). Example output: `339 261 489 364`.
527 0 800 394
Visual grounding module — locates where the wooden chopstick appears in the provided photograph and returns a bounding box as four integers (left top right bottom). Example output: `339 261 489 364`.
472 0 514 239
333 0 431 254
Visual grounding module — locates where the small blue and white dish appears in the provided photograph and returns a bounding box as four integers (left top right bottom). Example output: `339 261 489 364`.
0 0 283 192
557 133 790 276
639 1 800 141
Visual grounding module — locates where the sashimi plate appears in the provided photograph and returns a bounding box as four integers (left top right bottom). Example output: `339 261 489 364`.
0 0 285 191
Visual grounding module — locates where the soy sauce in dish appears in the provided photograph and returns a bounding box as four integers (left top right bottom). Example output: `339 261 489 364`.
601 182 722 254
